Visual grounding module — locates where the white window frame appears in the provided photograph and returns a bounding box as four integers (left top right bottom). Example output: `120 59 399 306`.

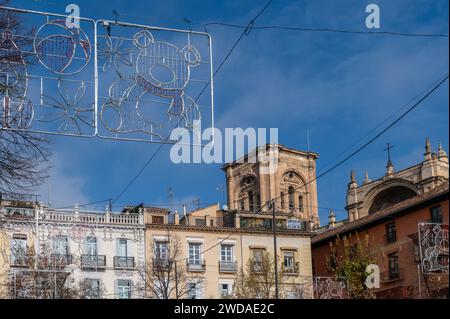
154 241 168 260
219 280 233 297
85 236 97 256
220 244 234 262
188 242 202 265
52 235 68 255
11 236 27 264
117 279 132 299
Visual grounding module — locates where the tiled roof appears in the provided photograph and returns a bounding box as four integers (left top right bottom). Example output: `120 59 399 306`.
312 181 449 245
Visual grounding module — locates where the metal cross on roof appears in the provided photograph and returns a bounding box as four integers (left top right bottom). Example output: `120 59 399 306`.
384 142 394 164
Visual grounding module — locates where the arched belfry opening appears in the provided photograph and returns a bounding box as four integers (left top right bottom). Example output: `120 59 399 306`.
368 186 417 215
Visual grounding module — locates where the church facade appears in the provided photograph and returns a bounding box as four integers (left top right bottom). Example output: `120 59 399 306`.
346 138 449 222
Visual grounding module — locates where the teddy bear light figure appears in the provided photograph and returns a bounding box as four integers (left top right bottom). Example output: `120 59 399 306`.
101 30 201 141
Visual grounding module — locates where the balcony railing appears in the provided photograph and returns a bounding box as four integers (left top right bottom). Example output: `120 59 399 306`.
381 268 404 283
40 210 143 225
251 261 263 273
114 256 135 269
186 259 206 272
219 261 237 273
153 258 170 270
10 255 30 268
81 255 106 270
34 254 73 270
283 262 300 275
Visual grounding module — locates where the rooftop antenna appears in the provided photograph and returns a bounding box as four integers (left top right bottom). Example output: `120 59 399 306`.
306 129 310 152
167 187 174 213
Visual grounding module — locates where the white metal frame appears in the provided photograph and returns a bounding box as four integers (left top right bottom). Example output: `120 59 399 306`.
0 5 214 146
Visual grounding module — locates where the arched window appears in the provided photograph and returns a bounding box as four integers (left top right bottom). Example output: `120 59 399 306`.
240 200 245 211
248 191 254 211
288 187 295 211
280 192 285 209
298 195 304 211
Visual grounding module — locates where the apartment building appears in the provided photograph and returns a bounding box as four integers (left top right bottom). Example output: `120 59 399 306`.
145 206 314 299
0 196 145 299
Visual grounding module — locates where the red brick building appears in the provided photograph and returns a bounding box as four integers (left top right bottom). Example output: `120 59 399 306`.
312 140 449 298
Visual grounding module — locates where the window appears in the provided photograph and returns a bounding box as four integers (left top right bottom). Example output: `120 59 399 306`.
188 283 197 299
85 236 97 256
349 244 358 260
117 280 131 299
117 238 128 257
283 251 296 273
52 236 68 255
252 249 264 272
151 216 164 224
209 219 214 227
388 252 400 280
288 187 295 210
248 191 254 211
298 195 304 211
280 192 285 209
220 244 233 262
430 206 443 224
327 253 337 273
220 283 232 297
195 218 206 227
256 194 261 210
85 279 101 299
155 241 168 260
188 243 201 265
386 222 397 243
11 235 27 266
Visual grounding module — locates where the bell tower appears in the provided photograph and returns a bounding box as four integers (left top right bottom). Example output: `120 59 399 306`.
222 144 320 227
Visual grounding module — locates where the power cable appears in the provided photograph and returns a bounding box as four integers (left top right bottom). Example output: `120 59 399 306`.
173 72 449 263
110 0 274 205
204 22 449 38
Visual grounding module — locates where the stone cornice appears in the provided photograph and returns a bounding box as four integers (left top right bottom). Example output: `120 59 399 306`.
145 223 314 237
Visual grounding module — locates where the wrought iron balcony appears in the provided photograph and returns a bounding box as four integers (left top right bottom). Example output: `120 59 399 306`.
50 254 73 267
10 255 30 268
219 261 237 273
251 261 263 273
283 262 300 275
153 258 170 270
114 256 135 269
186 259 206 272
81 255 106 270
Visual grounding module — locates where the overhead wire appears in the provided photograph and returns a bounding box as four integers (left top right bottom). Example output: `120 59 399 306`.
204 22 449 38
172 72 449 263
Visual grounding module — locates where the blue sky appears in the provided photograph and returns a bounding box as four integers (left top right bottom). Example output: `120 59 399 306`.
9 0 449 224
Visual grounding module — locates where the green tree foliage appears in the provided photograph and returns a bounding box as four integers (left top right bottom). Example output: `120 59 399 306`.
326 232 378 299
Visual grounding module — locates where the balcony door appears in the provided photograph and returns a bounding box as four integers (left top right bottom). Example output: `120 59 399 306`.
52 236 68 255
11 236 27 266
220 244 233 262
117 238 128 257
188 243 201 265
86 236 97 256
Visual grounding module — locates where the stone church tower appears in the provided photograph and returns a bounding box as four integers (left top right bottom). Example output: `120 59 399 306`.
222 144 320 226
346 138 449 222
